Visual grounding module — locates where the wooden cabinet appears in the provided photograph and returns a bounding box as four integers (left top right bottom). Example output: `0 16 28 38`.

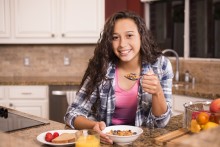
172 94 211 116
0 0 104 44
0 86 49 119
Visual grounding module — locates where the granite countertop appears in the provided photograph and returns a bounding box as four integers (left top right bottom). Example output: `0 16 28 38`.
1 110 220 147
0 110 184 147
172 82 220 99
0 76 219 99
0 76 82 85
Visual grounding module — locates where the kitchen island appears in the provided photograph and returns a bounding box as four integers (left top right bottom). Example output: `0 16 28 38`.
1 108 220 147
0 108 182 147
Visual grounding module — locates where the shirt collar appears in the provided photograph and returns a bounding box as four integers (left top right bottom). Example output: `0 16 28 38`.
106 62 116 79
105 60 158 79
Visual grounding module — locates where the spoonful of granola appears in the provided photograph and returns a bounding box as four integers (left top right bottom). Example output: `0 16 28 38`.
124 70 156 81
124 73 141 81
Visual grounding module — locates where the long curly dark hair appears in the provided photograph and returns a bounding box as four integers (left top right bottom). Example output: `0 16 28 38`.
80 11 162 99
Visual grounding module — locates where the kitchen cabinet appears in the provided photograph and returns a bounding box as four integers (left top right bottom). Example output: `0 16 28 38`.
0 86 49 119
0 0 104 44
172 94 211 116
0 86 5 99
0 0 10 37
8 101 48 118
0 86 7 107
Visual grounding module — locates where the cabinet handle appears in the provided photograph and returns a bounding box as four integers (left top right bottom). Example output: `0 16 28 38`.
51 34 55 37
52 90 66 95
9 103 13 107
62 33 65 37
21 92 32 95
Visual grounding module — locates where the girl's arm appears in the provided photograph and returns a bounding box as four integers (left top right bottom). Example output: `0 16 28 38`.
142 73 168 116
73 116 97 129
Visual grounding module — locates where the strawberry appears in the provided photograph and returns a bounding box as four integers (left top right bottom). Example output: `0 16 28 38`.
52 132 59 139
45 132 53 142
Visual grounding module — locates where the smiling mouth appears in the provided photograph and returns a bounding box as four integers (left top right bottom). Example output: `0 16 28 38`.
119 49 131 56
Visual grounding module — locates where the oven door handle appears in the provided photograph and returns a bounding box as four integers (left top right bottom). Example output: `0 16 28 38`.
52 90 66 96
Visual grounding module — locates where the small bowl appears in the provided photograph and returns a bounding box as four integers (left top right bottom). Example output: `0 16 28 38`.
183 101 220 133
102 125 143 145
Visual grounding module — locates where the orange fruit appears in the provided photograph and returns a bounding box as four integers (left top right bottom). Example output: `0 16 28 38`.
196 112 209 125
190 119 201 133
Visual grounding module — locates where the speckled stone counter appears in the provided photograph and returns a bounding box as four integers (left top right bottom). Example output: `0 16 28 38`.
0 113 184 147
0 76 219 99
172 82 220 99
0 76 82 85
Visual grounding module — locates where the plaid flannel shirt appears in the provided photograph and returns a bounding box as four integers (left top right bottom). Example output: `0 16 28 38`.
64 55 173 128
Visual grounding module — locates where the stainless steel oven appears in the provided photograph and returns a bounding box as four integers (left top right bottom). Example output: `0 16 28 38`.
49 85 79 123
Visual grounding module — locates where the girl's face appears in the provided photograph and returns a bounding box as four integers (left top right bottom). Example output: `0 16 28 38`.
112 18 141 63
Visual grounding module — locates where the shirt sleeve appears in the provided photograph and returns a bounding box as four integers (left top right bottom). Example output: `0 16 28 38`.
64 77 98 128
150 56 174 128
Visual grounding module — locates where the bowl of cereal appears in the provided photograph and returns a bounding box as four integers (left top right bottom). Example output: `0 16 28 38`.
102 125 143 145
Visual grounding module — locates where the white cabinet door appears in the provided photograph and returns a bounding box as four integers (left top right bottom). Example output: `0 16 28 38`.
0 0 104 43
0 101 8 107
0 86 7 107
14 0 56 38
9 100 48 118
0 86 5 99
1 85 49 119
0 0 10 37
60 0 104 43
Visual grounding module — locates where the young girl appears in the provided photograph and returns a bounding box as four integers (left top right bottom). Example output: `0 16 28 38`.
64 11 173 144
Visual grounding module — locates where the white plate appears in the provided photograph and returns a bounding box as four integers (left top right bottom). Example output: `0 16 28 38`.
36 129 78 146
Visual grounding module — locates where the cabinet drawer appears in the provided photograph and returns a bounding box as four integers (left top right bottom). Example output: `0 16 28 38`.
8 86 48 99
0 86 4 99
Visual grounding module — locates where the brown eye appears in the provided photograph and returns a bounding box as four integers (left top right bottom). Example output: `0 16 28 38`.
127 34 133 38
112 36 119 41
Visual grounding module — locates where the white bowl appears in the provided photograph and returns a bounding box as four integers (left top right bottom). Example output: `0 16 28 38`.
102 125 143 145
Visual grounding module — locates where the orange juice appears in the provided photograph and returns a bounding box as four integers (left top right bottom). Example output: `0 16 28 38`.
75 135 100 147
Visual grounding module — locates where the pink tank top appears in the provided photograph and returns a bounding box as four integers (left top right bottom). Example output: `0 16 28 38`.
112 68 138 125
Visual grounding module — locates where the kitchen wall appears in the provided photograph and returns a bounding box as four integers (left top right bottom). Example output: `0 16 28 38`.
171 59 220 85
0 45 220 85
0 45 95 77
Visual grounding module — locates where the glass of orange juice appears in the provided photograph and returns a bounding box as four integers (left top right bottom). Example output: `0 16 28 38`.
75 130 100 147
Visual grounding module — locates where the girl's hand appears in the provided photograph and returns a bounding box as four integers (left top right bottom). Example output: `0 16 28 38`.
141 71 163 95
92 121 113 144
